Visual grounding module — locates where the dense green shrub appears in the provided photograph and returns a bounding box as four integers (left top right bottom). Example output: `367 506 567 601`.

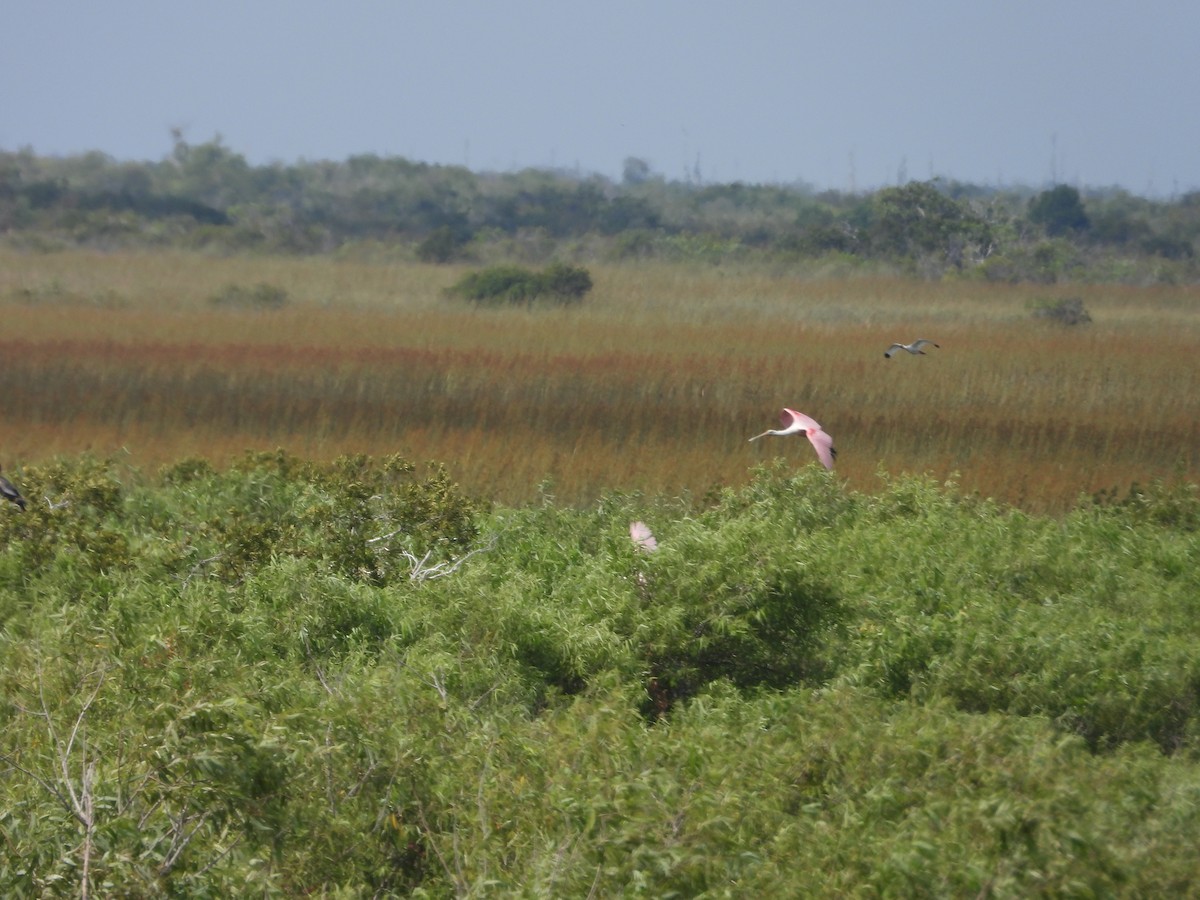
447 264 541 304
7 143 1200 281
207 281 289 309
1029 184 1090 236
1089 478 1200 531
446 263 593 306
2 456 1200 894
0 455 130 576
157 450 484 585
415 224 471 263
538 261 593 299
1140 232 1195 260
609 228 660 260
634 513 841 712
867 180 993 268
1030 295 1092 325
974 238 1089 283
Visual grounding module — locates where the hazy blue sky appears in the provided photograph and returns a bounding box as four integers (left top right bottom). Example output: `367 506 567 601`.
6 1 1197 194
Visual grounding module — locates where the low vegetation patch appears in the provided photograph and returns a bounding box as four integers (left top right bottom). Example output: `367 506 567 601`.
207 281 290 310
446 262 593 306
1 457 1198 895
1031 295 1092 325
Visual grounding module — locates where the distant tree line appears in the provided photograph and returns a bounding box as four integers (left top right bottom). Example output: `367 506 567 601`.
2 134 1198 282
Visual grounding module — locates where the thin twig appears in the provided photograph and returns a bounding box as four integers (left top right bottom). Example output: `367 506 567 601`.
415 801 466 897
157 809 213 877
399 534 499 583
178 554 222 588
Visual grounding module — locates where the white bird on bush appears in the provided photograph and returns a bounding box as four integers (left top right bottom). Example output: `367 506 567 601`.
629 521 658 553
884 339 939 358
749 408 837 470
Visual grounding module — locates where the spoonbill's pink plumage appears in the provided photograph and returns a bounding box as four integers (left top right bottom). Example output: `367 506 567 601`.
884 339 939 358
749 408 837 470
629 521 658 553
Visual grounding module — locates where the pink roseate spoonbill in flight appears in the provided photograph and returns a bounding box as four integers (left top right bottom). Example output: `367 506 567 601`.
629 521 658 553
749 409 837 470
884 339 939 358
0 466 27 511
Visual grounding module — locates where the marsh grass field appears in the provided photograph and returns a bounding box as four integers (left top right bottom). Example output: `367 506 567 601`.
2 248 1198 511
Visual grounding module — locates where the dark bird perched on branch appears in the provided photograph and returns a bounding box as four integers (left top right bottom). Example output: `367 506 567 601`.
1 466 27 511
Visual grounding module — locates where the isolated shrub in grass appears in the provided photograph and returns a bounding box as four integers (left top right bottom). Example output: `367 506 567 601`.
538 262 592 302
447 263 593 306
448 265 540 304
208 281 289 310
1031 295 1091 325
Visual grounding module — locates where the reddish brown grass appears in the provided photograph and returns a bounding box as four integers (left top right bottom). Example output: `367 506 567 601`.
2 250 1197 512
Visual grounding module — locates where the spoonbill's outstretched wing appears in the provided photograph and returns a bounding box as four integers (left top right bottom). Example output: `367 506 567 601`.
805 427 837 470
748 408 836 470
885 339 940 358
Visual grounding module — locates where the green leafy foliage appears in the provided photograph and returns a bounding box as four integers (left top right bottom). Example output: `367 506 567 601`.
1029 184 1091 236
537 261 594 299
2 457 1199 894
0 456 130 576
867 180 994 268
1030 295 1092 325
155 449 483 586
207 281 289 309
5 142 1195 281
447 264 543 304
446 262 593 306
415 224 472 263
1089 478 1200 532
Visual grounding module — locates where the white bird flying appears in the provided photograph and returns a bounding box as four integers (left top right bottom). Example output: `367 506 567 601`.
884 339 939 358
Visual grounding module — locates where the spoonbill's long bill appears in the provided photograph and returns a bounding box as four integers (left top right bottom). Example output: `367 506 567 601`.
884 339 939 358
0 466 27 511
749 408 837 470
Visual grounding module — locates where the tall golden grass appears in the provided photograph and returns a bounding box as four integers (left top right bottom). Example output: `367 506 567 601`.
2 249 1197 511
